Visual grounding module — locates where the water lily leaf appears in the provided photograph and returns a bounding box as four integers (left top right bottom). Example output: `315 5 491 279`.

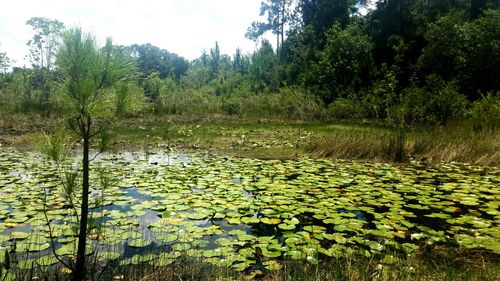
263 260 282 271
98 251 121 261
303 225 326 233
36 255 59 266
10 232 30 240
278 223 296 230
156 234 178 243
260 217 281 225
203 249 221 258
261 248 282 258
128 239 151 248
241 217 260 224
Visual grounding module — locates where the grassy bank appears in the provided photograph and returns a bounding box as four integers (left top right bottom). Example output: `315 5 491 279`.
0 113 498 166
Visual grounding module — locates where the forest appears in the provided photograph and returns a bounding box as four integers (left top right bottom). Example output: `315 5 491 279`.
0 1 499 281
0 0 498 126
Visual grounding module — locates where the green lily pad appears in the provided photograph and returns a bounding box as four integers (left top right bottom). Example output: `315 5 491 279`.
261 217 281 225
128 239 151 248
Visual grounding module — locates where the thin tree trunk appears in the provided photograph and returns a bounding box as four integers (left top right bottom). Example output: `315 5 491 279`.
276 32 280 55
73 123 90 281
280 0 285 54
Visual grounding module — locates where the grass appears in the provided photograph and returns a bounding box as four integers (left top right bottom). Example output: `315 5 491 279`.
309 122 500 166
0 113 498 166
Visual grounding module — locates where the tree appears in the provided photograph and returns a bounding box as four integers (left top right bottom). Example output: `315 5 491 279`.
26 17 65 108
210 41 221 80
55 27 137 281
0 51 13 73
246 0 294 54
233 47 249 74
418 9 500 100
298 0 368 31
125 44 189 79
248 40 278 92
315 23 374 102
26 17 65 71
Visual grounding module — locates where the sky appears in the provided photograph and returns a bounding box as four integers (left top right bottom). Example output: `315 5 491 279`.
0 0 272 67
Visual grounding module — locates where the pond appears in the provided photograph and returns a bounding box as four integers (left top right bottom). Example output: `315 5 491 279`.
0 147 499 272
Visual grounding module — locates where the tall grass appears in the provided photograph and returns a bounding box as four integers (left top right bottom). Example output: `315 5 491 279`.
148 87 325 121
310 123 500 166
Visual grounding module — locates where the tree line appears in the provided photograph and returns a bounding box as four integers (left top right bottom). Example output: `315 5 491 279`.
0 0 499 127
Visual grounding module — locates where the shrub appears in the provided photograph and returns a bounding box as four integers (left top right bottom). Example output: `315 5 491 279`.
240 87 324 120
326 98 361 120
221 96 242 115
469 92 500 132
390 76 468 126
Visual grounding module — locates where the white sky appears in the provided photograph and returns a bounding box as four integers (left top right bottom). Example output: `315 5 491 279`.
0 0 271 67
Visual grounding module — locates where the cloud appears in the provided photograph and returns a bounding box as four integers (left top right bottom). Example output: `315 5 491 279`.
0 0 265 66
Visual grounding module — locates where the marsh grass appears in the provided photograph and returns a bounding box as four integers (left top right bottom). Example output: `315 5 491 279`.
311 123 500 166
1 113 499 166
309 128 394 162
407 126 500 166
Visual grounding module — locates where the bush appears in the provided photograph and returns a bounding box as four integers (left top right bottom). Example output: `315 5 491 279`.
326 98 361 120
240 87 324 120
469 92 500 132
154 88 221 115
390 76 468 126
221 97 242 115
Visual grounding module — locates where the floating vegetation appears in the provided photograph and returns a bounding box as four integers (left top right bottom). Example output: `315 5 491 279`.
0 147 499 273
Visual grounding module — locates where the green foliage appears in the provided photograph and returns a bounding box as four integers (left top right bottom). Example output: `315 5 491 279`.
240 87 324 120
0 52 13 73
37 128 70 163
221 96 242 115
316 23 374 103
298 0 366 32
142 72 164 100
326 98 361 120
1 0 499 126
388 76 468 126
209 41 221 80
469 92 500 132
26 17 65 70
154 88 221 115
55 27 137 124
125 44 189 79
114 82 144 116
248 40 278 92
419 9 500 99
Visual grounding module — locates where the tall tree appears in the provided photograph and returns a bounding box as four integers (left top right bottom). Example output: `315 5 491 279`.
26 17 65 108
246 0 294 54
315 23 374 102
249 40 278 92
26 17 65 71
233 47 249 74
55 27 137 281
210 41 221 80
298 0 368 31
126 44 189 79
